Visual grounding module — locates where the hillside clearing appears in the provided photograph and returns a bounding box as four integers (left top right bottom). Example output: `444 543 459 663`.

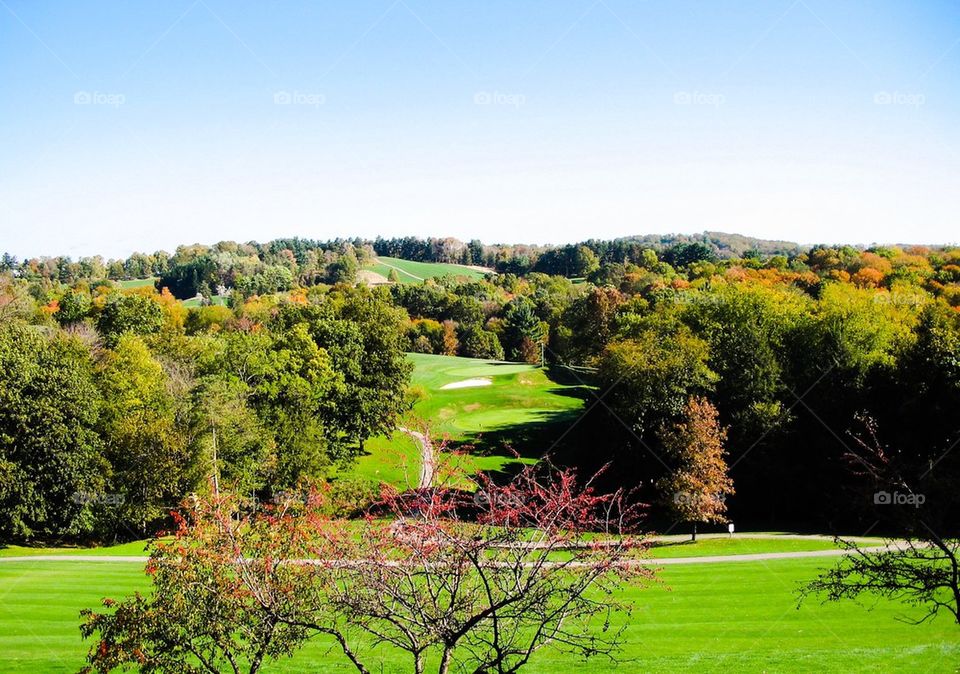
366 256 490 284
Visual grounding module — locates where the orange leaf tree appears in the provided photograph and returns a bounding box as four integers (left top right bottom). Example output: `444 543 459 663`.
657 396 734 541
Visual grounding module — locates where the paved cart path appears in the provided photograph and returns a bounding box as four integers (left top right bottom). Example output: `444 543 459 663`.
398 426 434 489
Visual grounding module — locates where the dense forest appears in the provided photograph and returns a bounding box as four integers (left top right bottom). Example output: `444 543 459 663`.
2 233 959 540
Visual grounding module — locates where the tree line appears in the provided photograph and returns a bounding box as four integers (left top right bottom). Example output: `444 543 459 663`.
0 283 410 541
2 236 960 537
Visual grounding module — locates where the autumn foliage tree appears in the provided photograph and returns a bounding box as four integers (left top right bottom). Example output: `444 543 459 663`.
657 396 734 541
80 452 653 674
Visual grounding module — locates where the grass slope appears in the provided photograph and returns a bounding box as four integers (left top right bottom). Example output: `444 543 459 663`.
1 557 956 673
404 353 583 438
113 277 229 309
366 256 488 284
349 353 587 483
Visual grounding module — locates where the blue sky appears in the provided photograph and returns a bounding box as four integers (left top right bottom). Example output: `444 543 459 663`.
1 0 958 258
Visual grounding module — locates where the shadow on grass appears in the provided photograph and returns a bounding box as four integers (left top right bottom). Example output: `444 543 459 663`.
650 540 698 550
543 365 598 389
450 403 601 485
413 367 608 487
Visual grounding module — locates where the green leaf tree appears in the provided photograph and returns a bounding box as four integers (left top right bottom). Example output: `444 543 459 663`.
0 324 107 539
96 292 164 347
501 298 544 363
97 334 197 535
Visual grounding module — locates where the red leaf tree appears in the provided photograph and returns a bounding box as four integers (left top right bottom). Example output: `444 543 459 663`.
81 445 654 674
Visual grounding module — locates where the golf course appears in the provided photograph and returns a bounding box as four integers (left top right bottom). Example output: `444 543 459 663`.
6 0 960 667
1 353 958 672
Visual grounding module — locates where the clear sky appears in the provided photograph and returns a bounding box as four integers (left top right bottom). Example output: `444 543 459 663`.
1 0 958 258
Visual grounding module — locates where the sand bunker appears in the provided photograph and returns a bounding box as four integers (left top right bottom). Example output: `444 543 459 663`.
440 378 492 390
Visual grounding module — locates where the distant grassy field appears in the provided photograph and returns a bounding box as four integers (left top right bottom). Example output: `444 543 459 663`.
115 277 156 289
1 555 956 673
366 256 489 284
348 353 587 483
404 353 583 438
182 295 229 308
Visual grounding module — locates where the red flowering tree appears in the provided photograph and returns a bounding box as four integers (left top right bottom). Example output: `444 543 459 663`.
80 450 653 674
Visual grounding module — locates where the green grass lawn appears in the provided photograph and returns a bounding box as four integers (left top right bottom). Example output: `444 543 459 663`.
366 256 488 284
0 532 883 559
646 535 876 558
0 534 883 561
404 353 584 438
346 353 588 485
0 540 150 558
0 556 955 673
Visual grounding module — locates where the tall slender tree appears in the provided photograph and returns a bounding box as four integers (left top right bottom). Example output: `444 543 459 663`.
658 396 734 541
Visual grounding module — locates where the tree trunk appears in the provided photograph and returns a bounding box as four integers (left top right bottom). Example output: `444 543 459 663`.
438 646 453 674
691 522 697 543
